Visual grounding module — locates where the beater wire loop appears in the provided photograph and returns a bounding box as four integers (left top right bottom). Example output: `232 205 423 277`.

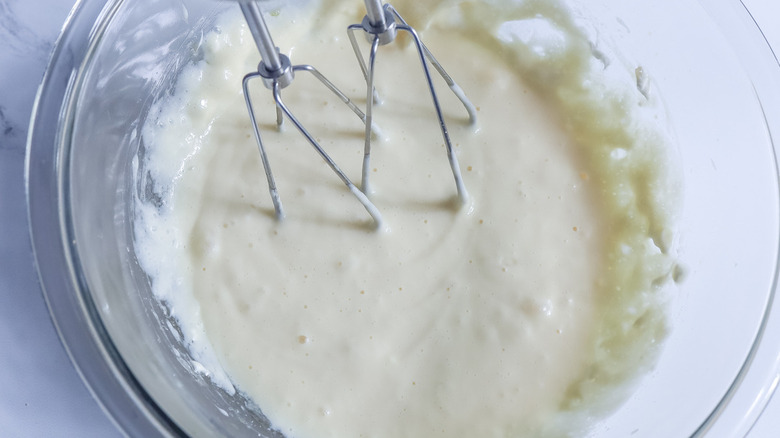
348 1 476 204
239 1 383 226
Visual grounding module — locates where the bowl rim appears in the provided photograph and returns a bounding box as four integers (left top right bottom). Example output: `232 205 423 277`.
687 1 780 435
25 0 184 436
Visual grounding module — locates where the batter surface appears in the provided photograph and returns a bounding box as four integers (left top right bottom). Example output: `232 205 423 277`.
135 1 679 436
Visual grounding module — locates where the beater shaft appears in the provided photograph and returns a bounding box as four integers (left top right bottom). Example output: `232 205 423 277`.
364 0 387 29
239 1 283 72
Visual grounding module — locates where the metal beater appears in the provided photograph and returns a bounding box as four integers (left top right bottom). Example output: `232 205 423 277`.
237 1 383 224
238 0 476 225
347 0 478 201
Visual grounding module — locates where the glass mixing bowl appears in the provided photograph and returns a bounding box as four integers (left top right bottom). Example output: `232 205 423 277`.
26 0 780 436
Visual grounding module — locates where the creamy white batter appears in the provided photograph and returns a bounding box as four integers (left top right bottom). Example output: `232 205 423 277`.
135 1 679 436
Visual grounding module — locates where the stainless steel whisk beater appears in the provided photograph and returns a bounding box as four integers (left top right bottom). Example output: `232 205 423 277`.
238 1 382 225
347 0 478 202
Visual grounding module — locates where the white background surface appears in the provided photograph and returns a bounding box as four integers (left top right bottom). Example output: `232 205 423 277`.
0 0 778 436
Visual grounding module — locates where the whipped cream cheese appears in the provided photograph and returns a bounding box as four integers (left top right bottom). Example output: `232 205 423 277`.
135 1 679 436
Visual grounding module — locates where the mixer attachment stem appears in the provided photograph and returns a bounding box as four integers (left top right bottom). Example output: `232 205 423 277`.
347 0 478 202
239 0 383 226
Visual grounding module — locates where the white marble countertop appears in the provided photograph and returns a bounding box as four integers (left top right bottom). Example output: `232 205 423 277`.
1 0 778 436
